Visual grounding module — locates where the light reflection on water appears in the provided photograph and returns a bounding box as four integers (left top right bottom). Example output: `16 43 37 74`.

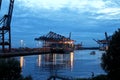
20 56 24 68
19 50 106 80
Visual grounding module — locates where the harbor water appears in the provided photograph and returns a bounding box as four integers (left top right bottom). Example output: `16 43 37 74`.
19 50 106 80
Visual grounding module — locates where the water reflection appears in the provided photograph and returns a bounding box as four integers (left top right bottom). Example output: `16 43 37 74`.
37 52 74 75
20 56 24 68
19 50 106 80
38 55 41 67
70 52 74 70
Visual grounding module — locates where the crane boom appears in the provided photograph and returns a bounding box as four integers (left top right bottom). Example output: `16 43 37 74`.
7 0 14 27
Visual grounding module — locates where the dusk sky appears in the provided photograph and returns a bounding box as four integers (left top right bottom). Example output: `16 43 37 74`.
1 0 120 48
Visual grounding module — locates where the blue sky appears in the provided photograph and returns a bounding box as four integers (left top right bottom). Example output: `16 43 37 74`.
1 0 120 48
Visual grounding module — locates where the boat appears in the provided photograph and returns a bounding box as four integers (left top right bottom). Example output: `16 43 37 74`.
90 51 96 55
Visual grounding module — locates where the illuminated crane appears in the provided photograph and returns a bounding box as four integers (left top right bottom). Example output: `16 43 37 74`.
0 0 14 52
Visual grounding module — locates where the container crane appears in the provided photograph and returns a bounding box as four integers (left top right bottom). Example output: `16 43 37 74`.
0 0 14 52
0 0 2 9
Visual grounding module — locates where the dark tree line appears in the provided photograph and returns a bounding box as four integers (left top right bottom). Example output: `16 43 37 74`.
0 58 32 80
101 29 120 80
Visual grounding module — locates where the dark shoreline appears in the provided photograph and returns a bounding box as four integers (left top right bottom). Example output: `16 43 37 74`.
0 47 100 58
75 47 99 50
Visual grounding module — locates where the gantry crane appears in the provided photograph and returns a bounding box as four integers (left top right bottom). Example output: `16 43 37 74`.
0 0 14 52
0 0 2 9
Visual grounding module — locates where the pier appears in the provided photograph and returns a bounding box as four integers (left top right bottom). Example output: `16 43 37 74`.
0 49 70 58
0 51 48 58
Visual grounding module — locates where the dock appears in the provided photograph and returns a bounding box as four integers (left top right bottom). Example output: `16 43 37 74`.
0 50 69 58
0 51 48 58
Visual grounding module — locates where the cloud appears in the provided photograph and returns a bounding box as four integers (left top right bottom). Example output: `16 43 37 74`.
94 8 120 19
10 0 120 47
17 0 69 11
16 0 120 20
17 0 105 11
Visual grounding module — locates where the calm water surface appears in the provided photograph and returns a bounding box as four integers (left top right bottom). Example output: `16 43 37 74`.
19 50 106 80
